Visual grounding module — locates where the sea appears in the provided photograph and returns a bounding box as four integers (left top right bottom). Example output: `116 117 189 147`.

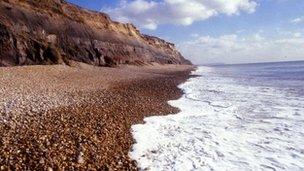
129 61 304 171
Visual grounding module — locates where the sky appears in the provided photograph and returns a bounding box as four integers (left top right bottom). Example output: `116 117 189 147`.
67 0 304 64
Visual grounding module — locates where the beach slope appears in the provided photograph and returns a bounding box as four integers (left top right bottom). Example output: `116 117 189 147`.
0 63 193 170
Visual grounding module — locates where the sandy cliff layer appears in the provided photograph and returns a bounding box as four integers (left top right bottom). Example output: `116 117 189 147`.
0 0 191 67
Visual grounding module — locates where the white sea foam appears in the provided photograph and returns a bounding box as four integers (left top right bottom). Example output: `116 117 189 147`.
129 66 304 171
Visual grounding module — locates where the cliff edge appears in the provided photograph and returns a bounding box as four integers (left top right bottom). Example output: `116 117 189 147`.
0 0 191 67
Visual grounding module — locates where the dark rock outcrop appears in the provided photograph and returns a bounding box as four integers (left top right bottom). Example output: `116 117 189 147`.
0 0 191 67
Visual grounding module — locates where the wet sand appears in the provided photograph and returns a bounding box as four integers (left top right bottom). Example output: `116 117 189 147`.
0 63 193 170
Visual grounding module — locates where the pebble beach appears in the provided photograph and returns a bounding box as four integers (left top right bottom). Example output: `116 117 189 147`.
0 63 193 170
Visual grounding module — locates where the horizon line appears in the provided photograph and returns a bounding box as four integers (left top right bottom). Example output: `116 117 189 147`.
197 59 304 66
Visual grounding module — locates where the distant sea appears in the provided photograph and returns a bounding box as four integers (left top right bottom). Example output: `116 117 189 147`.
130 61 304 171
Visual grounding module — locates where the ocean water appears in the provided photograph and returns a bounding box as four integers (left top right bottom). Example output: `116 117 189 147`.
129 61 304 171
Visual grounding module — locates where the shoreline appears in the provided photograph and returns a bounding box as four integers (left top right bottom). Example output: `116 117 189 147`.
0 64 194 170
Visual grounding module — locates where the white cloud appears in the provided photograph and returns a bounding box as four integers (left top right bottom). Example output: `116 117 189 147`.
104 0 258 30
179 33 304 64
293 32 302 38
290 17 304 24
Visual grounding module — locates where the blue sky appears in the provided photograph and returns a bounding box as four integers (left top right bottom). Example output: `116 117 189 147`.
67 0 304 64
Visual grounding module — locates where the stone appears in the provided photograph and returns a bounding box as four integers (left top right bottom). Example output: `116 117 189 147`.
77 152 85 164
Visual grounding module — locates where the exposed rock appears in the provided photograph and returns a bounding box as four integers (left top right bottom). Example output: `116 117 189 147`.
0 0 191 67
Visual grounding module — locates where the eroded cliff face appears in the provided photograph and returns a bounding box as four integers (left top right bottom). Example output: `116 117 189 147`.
0 0 191 67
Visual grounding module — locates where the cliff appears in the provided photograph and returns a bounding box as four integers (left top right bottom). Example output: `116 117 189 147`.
0 0 191 67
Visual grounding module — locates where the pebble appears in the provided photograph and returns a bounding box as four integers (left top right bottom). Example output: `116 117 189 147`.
77 152 85 164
